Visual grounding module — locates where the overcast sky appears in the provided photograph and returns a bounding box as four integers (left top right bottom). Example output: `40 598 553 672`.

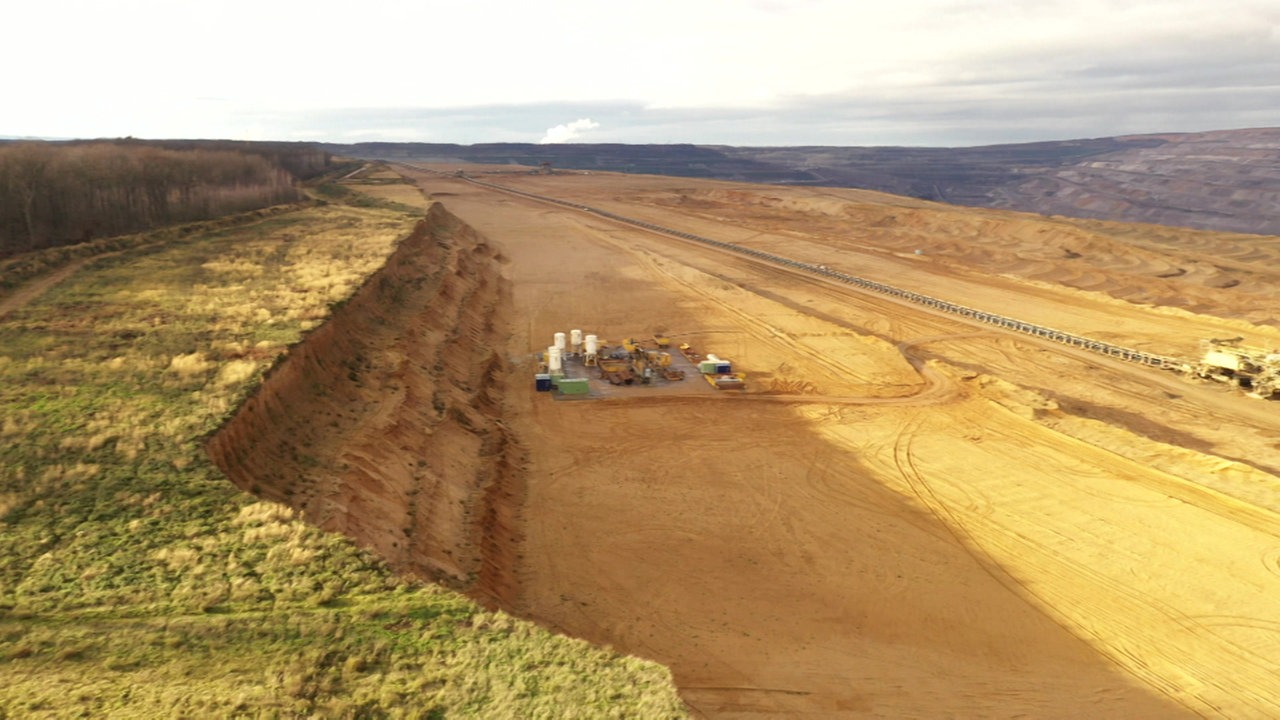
5 0 1278 147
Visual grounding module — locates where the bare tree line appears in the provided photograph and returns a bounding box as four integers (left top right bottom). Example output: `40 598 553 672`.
129 139 333 180
0 141 328 256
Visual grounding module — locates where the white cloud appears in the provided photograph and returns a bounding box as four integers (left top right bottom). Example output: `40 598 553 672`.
540 118 600 144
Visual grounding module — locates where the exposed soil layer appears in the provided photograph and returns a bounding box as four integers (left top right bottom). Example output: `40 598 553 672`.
209 168 1280 719
206 204 522 605
335 126 1280 234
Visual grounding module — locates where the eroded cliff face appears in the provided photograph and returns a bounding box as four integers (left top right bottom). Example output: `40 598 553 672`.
206 203 522 606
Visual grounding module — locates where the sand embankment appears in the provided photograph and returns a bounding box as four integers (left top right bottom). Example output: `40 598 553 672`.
206 203 522 605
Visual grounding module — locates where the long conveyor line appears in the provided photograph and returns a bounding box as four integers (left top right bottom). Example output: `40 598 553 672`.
399 163 1184 371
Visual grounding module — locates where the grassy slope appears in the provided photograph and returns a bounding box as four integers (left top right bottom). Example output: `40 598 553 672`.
0 190 684 718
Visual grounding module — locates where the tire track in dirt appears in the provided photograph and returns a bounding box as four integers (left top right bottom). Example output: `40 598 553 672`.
545 195 1280 710
890 412 1024 596
1263 547 1280 579
885 400 1280 716
885 411 1201 712
474 175 1190 369
991 525 1277 716
564 216 959 406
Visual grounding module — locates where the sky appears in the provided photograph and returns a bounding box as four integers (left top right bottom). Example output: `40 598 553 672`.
4 0 1278 147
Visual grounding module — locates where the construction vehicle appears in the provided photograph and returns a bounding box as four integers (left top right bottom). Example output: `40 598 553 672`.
598 357 635 385
1194 338 1280 398
704 372 747 390
680 343 745 390
624 343 673 384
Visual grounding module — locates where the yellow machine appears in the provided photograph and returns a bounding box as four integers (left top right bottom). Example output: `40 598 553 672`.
628 347 668 384
703 372 747 390
598 357 635 385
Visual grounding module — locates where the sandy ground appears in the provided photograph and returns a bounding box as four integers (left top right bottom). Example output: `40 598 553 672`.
204 165 1280 718
378 167 1280 718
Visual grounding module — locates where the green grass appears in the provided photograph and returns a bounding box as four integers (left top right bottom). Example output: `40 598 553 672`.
310 181 425 216
0 204 313 297
0 198 685 717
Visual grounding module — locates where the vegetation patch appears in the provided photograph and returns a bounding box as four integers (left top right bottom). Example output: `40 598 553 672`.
0 198 683 717
0 141 326 256
0 203 310 297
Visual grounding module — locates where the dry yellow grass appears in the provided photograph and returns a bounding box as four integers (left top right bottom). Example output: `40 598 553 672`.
0 196 685 717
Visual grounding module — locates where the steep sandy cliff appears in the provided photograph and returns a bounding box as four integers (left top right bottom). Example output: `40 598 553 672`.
205 203 522 606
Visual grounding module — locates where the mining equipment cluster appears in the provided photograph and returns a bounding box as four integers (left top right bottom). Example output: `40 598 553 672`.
677 342 747 390
534 329 745 397
1192 338 1280 399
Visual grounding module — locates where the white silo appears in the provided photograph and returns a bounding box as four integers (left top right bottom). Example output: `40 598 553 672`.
584 334 599 367
554 332 567 353
570 329 583 355
547 345 563 373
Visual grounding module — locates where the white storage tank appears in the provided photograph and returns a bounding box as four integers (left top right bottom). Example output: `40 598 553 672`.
706 354 722 363
585 334 599 355
554 332 567 352
570 329 583 347
547 345 562 372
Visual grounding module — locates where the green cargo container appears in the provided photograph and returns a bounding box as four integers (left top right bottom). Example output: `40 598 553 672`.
558 378 590 395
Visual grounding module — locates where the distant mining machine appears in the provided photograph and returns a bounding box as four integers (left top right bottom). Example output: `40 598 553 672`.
620 338 677 384
1194 338 1280 399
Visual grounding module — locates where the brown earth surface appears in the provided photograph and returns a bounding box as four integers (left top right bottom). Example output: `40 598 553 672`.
210 168 1280 718
338 126 1280 235
986 128 1280 235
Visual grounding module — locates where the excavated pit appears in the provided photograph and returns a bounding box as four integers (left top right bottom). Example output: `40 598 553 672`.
206 203 523 606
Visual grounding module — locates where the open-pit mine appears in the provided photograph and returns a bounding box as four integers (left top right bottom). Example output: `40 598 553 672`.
209 165 1280 719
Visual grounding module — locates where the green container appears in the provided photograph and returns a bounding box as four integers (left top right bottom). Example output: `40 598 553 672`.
558 378 590 395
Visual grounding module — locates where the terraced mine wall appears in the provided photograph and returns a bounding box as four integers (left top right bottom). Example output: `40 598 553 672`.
453 171 1182 370
205 203 523 606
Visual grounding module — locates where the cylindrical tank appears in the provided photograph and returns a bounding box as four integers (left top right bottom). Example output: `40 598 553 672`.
706 354 722 363
585 334 599 355
547 346 562 372
570 329 583 347
554 332 567 351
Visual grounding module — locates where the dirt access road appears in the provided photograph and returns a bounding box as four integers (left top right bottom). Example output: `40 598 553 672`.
0 254 114 319
397 167 1280 717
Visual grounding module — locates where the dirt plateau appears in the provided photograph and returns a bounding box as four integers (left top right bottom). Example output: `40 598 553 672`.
209 173 1280 719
